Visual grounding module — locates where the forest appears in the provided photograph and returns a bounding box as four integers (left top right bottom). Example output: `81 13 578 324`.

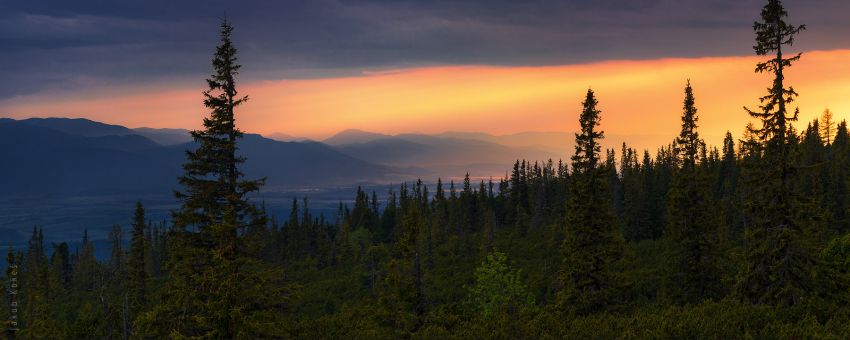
5 0 850 338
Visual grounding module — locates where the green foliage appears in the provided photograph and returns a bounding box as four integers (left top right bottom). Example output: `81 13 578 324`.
466 251 535 318
66 303 103 340
823 233 850 273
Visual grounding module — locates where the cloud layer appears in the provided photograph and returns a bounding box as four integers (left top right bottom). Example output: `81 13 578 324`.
3 0 849 99
5 50 850 150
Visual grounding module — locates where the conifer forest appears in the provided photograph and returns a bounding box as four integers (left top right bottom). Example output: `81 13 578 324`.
5 0 850 339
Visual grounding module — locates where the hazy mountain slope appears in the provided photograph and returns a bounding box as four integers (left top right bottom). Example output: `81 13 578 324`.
331 138 431 165
396 133 558 165
18 117 194 146
264 132 311 142
0 120 179 194
323 129 391 145
20 117 136 137
437 131 573 155
437 131 677 158
0 119 397 195
333 133 562 178
238 134 396 188
133 127 194 145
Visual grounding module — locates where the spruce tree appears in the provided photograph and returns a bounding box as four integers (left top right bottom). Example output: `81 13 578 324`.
108 225 124 277
49 242 71 287
378 199 425 334
827 121 850 233
665 81 722 304
820 108 835 145
20 227 63 338
736 0 822 306
718 131 742 241
673 81 700 170
558 89 624 314
73 228 98 292
126 202 146 329
137 20 290 338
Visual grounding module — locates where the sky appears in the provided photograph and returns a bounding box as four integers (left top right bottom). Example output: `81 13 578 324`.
3 0 850 146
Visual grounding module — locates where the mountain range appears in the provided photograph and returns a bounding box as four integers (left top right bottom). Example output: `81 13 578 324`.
0 117 679 197
315 128 679 178
0 117 679 245
324 130 563 178
0 118 393 195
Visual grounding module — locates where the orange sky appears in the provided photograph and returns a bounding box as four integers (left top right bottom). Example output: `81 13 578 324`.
3 49 850 147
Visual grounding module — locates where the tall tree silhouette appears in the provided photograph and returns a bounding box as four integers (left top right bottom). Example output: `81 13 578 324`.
665 81 722 303
820 108 835 145
137 20 290 338
736 0 819 306
378 193 425 335
173 19 263 233
674 80 701 170
558 89 624 314
126 202 146 332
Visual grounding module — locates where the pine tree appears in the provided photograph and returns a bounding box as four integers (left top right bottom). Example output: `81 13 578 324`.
285 197 302 258
171 21 264 233
334 201 354 261
665 80 723 304
606 149 624 219
736 0 822 306
50 242 71 288
673 81 701 170
480 205 496 255
137 20 290 338
621 144 645 241
461 173 478 238
20 227 63 338
797 120 827 201
514 205 529 238
106 223 127 340
718 131 742 241
73 228 98 291
108 225 124 277
827 121 850 233
820 108 835 145
558 89 624 314
126 202 147 329
432 178 448 242
377 201 425 334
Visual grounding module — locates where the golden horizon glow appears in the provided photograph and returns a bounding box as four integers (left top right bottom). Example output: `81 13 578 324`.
3 49 850 149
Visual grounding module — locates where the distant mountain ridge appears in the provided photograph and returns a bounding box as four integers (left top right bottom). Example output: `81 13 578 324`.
323 128 677 157
0 118 396 195
19 117 137 137
265 132 312 142
335 133 558 166
132 127 194 145
322 130 564 179
323 129 391 145
2 117 678 197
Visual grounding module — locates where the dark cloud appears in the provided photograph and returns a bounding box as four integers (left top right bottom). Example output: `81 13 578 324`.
2 0 848 99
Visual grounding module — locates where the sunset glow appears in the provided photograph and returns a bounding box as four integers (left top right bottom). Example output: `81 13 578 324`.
4 49 850 147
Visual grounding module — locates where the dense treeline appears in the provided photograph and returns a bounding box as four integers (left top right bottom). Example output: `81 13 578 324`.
5 0 850 338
